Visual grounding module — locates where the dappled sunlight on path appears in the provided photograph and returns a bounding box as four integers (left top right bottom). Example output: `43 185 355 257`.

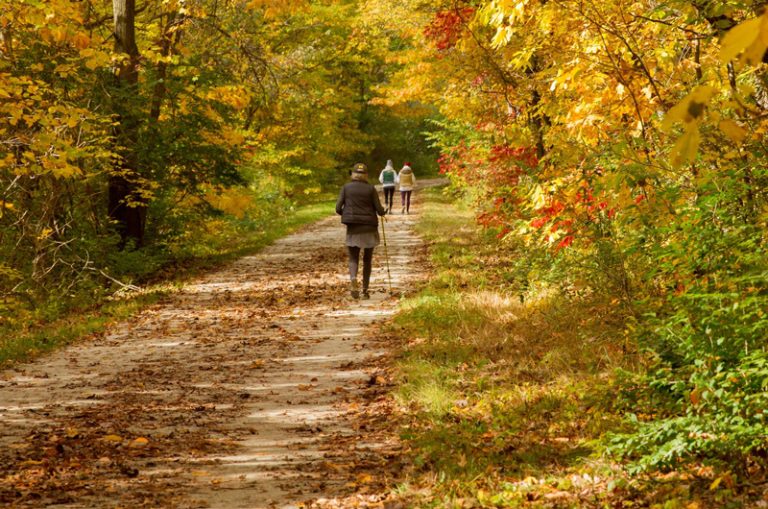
0 182 443 508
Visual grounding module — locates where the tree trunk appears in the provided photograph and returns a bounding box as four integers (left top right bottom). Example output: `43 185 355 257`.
527 56 549 160
110 0 146 247
150 12 182 122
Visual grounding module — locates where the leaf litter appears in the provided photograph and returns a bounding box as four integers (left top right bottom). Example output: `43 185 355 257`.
0 185 439 508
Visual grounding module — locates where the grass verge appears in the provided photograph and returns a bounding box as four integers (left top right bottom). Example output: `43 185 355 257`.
0 201 335 367
389 190 740 508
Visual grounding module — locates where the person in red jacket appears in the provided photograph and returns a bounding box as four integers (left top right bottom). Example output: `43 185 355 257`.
336 163 387 299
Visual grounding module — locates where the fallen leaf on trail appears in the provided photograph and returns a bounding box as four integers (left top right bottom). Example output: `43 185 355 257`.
65 427 80 438
367 375 387 386
19 459 44 467
320 461 343 471
101 434 123 443
120 465 139 478
130 437 149 448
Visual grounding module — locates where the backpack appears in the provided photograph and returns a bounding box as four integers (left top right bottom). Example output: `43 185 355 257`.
382 169 396 185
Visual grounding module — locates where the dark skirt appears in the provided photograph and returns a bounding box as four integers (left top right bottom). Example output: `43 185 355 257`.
345 224 380 248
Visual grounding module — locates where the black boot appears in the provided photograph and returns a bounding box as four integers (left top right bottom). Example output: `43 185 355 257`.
350 281 359 299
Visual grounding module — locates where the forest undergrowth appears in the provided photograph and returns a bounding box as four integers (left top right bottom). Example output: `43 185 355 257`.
389 189 766 508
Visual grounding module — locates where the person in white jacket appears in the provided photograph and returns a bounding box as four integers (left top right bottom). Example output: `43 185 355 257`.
398 162 416 214
378 160 398 213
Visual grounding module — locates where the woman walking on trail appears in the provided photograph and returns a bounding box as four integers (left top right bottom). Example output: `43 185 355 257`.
398 162 416 214
336 163 387 300
378 159 398 213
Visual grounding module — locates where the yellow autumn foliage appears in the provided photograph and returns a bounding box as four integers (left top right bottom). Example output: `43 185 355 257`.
207 188 258 219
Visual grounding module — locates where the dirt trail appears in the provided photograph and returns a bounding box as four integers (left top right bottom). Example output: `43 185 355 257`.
0 181 442 508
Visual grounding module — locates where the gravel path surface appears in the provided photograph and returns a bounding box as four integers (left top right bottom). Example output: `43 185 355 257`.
0 181 443 508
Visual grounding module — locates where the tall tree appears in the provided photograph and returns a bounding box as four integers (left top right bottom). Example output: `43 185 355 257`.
110 0 145 246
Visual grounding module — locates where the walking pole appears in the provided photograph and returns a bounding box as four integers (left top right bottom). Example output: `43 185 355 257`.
380 215 393 295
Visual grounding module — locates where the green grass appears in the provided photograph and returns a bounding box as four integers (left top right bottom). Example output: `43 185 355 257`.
0 200 335 367
389 188 640 507
0 294 161 366
390 188 758 507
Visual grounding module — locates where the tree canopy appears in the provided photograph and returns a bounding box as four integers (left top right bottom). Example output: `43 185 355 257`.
373 0 768 476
